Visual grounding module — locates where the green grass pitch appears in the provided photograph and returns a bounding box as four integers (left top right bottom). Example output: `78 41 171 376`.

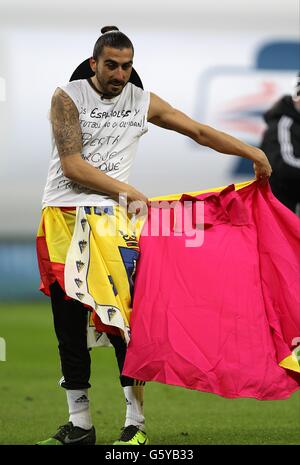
0 302 299 445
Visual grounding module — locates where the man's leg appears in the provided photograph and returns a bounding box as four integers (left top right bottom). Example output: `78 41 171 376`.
107 333 149 445
50 280 91 391
37 281 95 445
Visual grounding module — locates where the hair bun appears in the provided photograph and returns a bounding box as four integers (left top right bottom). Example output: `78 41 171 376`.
101 26 119 34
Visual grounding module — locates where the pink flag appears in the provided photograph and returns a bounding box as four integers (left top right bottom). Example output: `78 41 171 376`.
123 181 300 400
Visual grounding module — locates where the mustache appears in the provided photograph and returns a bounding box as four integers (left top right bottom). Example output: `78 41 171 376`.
109 80 125 86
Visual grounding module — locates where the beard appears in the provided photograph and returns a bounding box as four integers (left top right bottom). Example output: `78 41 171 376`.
95 72 126 99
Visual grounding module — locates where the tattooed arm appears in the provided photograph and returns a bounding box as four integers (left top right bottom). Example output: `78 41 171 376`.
50 88 148 203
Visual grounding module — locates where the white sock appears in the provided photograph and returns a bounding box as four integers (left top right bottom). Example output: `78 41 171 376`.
66 389 92 430
123 385 145 430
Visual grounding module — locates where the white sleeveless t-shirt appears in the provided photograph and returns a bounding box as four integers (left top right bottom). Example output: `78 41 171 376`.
42 79 150 207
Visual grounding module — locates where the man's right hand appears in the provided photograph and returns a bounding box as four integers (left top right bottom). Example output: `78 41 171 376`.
125 186 149 204
122 186 149 216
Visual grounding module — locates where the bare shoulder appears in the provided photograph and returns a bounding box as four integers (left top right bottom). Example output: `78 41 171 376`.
147 92 175 122
51 88 78 118
148 92 199 137
52 87 74 101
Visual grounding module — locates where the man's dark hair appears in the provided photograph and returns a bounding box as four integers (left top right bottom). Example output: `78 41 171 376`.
93 26 134 61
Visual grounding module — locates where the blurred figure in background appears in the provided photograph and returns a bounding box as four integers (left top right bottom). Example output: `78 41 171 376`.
261 74 300 213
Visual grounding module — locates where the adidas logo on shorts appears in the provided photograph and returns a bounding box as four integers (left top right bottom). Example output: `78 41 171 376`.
75 395 89 403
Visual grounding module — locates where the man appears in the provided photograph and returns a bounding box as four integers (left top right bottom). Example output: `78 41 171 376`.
36 25 272 445
261 74 300 213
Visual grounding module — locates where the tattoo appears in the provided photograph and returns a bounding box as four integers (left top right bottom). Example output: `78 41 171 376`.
50 88 82 157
